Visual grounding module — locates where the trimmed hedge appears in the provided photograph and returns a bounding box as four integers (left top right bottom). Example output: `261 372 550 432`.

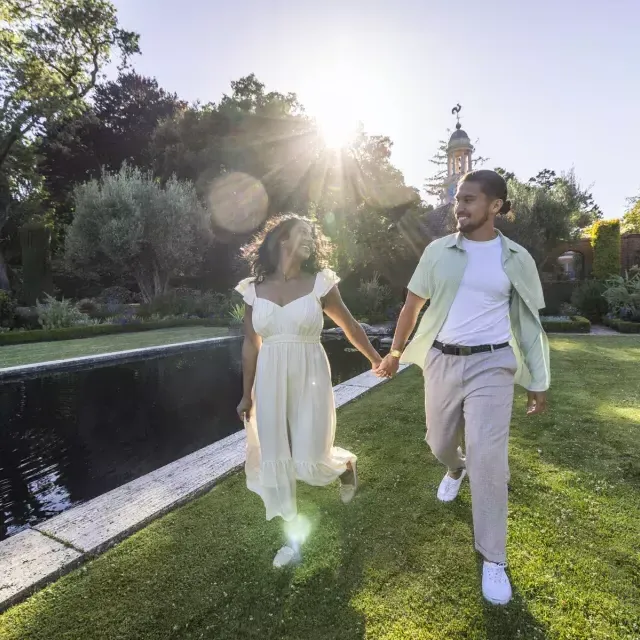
602 317 640 334
591 220 621 279
0 318 227 347
541 316 591 333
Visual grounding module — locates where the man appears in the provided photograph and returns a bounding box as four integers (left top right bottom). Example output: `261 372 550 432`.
376 169 550 605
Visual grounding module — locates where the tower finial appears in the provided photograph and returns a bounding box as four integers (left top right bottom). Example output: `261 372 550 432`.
451 103 462 129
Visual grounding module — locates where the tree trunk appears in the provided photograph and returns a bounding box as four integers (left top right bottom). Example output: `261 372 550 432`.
0 246 10 291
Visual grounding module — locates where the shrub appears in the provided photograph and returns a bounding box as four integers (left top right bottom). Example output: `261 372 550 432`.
36 294 92 330
571 280 608 321
0 318 226 346
342 273 393 323
77 298 98 314
97 286 138 305
541 315 591 333
229 303 245 326
0 290 17 329
140 289 231 320
590 219 621 279
602 266 640 321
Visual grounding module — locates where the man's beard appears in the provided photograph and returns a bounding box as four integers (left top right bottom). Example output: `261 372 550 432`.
457 210 490 233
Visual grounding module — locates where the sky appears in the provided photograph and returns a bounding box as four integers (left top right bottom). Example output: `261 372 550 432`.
110 0 640 218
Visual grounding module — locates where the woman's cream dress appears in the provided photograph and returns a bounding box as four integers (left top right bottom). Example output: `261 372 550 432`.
235 269 356 521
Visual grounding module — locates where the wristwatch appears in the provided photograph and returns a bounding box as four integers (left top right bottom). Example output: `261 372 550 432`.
389 349 402 359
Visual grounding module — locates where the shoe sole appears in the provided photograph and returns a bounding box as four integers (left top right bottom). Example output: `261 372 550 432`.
483 595 512 606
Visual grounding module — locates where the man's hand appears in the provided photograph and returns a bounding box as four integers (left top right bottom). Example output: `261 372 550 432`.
526 391 547 415
375 354 400 379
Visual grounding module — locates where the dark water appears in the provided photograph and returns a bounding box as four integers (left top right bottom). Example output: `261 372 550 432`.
0 337 381 540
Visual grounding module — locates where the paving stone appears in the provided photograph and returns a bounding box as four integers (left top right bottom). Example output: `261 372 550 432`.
0 529 82 612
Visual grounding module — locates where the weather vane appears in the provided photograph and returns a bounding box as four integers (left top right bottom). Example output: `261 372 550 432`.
451 103 462 128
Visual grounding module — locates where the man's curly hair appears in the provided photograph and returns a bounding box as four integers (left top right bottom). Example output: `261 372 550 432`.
241 214 332 283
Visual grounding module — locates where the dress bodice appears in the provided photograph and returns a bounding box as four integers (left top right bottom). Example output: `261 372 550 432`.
235 269 340 339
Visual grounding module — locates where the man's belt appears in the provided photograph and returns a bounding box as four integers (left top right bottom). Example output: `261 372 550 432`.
432 340 510 356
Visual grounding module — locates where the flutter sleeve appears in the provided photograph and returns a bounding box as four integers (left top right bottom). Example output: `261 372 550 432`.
314 268 341 299
235 278 256 305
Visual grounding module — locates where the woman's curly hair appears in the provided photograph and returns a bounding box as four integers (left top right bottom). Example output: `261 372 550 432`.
241 214 332 283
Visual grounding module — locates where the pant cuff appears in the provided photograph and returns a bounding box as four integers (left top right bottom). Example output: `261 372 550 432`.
475 542 506 564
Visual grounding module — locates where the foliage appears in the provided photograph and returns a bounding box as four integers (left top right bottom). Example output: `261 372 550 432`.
0 317 226 346
570 279 608 321
602 266 640 321
18 221 53 304
497 173 601 266
341 272 394 323
621 199 640 234
35 293 91 329
96 285 138 305
602 317 640 333
0 0 138 170
0 0 138 287
38 72 185 244
228 302 245 326
65 165 211 301
0 289 17 328
590 219 621 279
140 288 231 320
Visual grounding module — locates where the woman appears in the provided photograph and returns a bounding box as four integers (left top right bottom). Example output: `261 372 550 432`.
236 214 382 567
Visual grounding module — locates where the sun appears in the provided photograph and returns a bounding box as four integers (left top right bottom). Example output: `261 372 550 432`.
316 109 358 149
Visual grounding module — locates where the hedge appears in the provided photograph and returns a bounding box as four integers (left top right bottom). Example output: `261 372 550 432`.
541 316 591 333
591 219 621 279
602 317 640 334
0 318 227 347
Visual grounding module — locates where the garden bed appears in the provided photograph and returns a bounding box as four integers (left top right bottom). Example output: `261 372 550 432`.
540 315 591 333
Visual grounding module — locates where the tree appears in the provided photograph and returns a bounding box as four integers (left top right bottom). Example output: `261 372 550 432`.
0 0 138 169
0 0 139 288
529 168 602 222
496 175 600 267
622 199 640 234
38 72 184 242
65 166 211 301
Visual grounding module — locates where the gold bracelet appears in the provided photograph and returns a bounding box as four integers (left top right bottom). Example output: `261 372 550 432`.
389 349 402 359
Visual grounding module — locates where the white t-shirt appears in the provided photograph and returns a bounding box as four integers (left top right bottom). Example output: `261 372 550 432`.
436 235 512 346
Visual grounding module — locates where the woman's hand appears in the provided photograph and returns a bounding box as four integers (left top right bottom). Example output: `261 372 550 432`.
370 353 383 371
237 396 253 422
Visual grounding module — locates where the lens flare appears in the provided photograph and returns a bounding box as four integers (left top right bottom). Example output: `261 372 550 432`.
208 172 269 234
284 514 312 550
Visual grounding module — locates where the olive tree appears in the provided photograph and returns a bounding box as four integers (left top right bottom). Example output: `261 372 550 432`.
65 166 211 301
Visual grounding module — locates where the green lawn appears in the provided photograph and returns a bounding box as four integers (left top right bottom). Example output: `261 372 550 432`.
1 337 639 640
0 327 228 369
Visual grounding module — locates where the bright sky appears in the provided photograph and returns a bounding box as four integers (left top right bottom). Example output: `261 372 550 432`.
111 0 640 218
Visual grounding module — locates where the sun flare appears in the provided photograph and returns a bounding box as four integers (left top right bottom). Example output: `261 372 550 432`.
316 109 358 149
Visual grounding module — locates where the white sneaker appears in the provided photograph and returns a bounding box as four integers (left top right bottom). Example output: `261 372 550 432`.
436 469 467 502
482 561 513 605
272 545 300 568
339 461 358 504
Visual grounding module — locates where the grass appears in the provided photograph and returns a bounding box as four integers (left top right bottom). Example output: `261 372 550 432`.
1 336 639 640
0 326 228 368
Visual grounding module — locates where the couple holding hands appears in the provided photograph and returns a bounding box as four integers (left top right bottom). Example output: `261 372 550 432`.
235 170 549 605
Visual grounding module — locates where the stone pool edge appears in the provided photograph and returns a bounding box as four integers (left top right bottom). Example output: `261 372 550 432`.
0 335 238 381
0 365 408 613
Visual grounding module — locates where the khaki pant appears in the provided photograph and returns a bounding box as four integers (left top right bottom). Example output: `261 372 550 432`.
424 346 517 564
